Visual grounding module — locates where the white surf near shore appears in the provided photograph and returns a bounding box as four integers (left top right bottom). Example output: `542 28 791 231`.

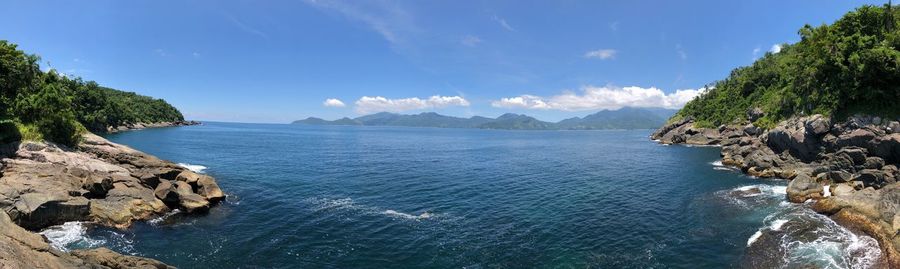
731 183 882 268
39 222 104 252
177 163 208 173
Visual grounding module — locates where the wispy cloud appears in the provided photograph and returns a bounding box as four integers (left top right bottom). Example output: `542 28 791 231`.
609 21 619 32
224 12 269 40
303 0 414 45
584 49 617 60
752 46 762 59
354 95 470 114
676 44 687 60
461 35 482 47
323 98 347 107
154 49 168 57
192 52 201 58
492 15 515 32
492 85 708 111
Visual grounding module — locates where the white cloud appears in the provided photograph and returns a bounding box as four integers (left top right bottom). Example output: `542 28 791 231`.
770 44 782 54
461 35 482 47
323 98 346 107
354 95 470 114
192 52 201 58
584 49 617 60
154 49 168 57
492 85 708 111
492 15 515 31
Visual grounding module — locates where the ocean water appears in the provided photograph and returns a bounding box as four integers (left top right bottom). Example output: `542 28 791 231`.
41 122 881 268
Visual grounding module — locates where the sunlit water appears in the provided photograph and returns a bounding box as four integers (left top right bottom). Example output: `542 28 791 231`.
39 122 879 268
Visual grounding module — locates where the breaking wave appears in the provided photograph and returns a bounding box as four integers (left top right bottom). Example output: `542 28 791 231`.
177 163 207 173
727 184 883 268
39 222 105 252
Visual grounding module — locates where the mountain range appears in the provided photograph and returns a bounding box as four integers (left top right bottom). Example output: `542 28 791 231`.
292 107 676 130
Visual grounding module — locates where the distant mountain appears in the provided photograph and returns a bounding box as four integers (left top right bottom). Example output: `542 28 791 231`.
477 113 555 130
293 117 361 125
292 107 677 130
557 107 675 130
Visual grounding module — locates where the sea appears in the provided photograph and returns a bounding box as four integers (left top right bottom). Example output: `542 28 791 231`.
37 122 882 268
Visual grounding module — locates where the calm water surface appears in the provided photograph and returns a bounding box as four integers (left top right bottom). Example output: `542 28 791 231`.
41 122 880 268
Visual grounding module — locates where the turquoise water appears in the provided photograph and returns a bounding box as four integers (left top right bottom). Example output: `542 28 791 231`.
44 122 880 268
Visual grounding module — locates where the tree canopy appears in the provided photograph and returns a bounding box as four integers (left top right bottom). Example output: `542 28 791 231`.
0 40 185 146
676 4 900 128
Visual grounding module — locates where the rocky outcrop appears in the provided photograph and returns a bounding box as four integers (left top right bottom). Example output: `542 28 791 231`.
72 248 175 269
0 210 174 268
106 121 201 133
814 183 900 266
1 134 223 229
653 115 900 267
0 132 222 267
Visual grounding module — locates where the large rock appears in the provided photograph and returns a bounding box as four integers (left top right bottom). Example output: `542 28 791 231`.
196 175 225 202
766 116 827 162
71 248 175 269
174 181 209 213
787 173 823 202
154 180 179 206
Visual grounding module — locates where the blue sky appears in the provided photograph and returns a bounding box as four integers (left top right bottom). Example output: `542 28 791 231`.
0 0 885 123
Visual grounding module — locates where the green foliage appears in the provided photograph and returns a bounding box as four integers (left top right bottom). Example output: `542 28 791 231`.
14 122 42 142
676 4 900 126
0 40 185 146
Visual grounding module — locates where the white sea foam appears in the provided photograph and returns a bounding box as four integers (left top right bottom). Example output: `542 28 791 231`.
771 186 787 195
711 160 723 167
177 163 207 173
383 210 433 220
747 230 763 247
747 199 882 268
148 209 181 225
39 222 104 252
307 197 441 222
823 185 832 197
770 219 789 231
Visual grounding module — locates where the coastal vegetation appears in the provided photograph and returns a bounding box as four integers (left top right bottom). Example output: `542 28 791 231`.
676 4 900 128
0 40 184 146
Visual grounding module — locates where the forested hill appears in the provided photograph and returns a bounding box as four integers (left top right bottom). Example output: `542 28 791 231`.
293 107 676 130
1 40 185 146
675 4 900 128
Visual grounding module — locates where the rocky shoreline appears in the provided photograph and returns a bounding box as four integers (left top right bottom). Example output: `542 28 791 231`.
652 113 900 267
105 121 201 133
0 130 223 268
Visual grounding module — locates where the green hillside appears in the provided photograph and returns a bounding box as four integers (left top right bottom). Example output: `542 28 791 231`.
1 40 184 146
676 4 900 128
